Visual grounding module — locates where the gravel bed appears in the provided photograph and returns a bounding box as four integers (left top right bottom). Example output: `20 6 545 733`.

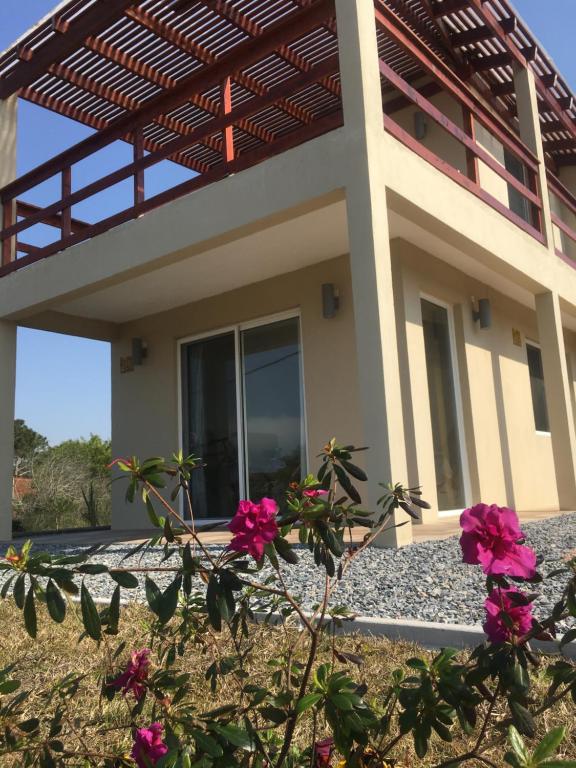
3 514 576 629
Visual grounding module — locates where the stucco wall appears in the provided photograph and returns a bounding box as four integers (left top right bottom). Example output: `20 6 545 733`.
393 239 560 514
111 242 564 529
111 256 363 528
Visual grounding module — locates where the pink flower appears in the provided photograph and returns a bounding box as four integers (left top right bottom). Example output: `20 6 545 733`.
228 498 279 560
314 737 334 767
111 649 151 701
131 723 168 768
483 588 534 643
303 489 328 499
460 504 537 579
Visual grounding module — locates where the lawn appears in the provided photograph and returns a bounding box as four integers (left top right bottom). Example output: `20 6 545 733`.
0 600 575 766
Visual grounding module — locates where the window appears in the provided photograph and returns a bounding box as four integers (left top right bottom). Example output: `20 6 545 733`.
180 315 306 518
504 149 531 225
526 343 550 433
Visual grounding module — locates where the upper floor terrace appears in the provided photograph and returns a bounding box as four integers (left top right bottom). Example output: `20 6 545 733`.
0 0 575 283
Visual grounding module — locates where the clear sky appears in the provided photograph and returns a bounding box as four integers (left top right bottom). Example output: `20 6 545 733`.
1 0 575 445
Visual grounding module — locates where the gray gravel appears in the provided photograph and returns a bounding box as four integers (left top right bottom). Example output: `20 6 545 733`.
4 514 576 628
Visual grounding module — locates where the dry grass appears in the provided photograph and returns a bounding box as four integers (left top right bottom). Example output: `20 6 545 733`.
0 599 575 766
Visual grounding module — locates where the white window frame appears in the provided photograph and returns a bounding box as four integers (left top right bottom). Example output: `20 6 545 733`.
176 309 308 522
525 339 551 437
420 293 472 517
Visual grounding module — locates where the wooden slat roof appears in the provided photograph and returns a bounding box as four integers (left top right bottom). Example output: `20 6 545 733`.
0 0 574 170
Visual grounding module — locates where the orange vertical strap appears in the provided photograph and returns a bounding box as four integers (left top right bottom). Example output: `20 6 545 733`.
221 76 234 164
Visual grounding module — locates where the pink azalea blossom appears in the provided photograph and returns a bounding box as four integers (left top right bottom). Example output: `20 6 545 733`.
460 504 537 579
228 498 279 560
131 723 168 768
111 649 151 701
303 489 328 499
483 588 534 644
314 737 334 767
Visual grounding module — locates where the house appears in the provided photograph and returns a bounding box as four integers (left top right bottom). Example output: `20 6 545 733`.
1 0 576 546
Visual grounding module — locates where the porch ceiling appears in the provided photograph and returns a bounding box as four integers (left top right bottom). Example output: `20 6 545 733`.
54 199 349 323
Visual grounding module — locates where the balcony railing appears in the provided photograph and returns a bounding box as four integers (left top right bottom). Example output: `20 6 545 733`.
548 172 576 263
375 0 545 246
0 0 342 278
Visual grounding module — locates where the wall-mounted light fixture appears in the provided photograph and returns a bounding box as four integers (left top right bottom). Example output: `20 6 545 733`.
322 283 340 319
131 337 148 365
414 110 428 141
472 298 492 329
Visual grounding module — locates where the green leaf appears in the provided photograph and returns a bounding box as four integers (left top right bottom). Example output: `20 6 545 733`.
192 730 223 758
560 627 576 648
539 763 576 768
206 575 222 632
106 585 121 635
80 582 102 641
509 700 535 738
340 459 367 482
274 537 299 565
209 724 253 750
508 726 528 763
13 573 25 609
532 727 566 763
46 580 66 623
23 585 37 638
0 575 14 599
296 693 323 714
0 679 20 694
109 571 139 589
158 577 181 625
145 495 162 527
76 564 109 575
145 577 162 617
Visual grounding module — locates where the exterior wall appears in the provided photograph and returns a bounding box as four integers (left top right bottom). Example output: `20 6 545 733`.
393 239 559 514
111 256 362 529
111 239 564 530
383 88 468 175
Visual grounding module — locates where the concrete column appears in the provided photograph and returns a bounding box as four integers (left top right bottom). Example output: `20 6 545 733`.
0 95 18 541
513 66 554 250
0 321 16 541
535 291 576 509
335 0 412 546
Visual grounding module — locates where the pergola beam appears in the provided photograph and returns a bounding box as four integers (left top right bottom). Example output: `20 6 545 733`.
83 35 275 146
0 0 142 99
126 6 318 126
3 0 336 201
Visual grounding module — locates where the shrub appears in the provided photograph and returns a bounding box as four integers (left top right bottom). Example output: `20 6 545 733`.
1 439 576 767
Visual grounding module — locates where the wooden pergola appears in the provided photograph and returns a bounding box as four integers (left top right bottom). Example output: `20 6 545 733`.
0 0 574 274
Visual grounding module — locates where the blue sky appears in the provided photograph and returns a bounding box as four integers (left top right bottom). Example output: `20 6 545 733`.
1 0 575 445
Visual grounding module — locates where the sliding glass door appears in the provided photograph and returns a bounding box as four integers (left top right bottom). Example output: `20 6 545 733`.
181 315 305 519
421 298 468 512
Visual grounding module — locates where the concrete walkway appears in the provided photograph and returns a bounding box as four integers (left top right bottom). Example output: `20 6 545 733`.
4 508 570 550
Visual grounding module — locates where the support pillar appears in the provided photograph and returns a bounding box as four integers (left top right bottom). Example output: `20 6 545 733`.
0 95 18 539
513 66 554 249
335 0 411 546
0 321 16 541
535 291 576 509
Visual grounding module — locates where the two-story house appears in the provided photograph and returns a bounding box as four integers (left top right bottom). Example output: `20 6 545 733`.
1 0 576 546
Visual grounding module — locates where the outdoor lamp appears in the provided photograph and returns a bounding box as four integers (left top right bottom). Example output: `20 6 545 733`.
131 337 148 365
322 283 340 319
472 298 492 329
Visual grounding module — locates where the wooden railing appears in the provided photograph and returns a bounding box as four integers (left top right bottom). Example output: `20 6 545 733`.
375 0 545 245
548 172 576 262
0 49 341 278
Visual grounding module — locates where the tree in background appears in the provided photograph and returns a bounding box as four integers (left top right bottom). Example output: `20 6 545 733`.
12 426 112 532
13 419 48 476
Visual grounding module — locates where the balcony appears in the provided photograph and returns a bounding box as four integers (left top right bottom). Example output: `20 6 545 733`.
1 0 575 279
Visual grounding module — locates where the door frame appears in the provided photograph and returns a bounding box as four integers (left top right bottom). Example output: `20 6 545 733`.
176 309 307 522
419 293 472 517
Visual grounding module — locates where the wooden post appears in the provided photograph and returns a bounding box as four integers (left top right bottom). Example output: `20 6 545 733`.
133 127 145 206
221 76 234 164
61 166 72 238
462 107 479 184
1 201 15 266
